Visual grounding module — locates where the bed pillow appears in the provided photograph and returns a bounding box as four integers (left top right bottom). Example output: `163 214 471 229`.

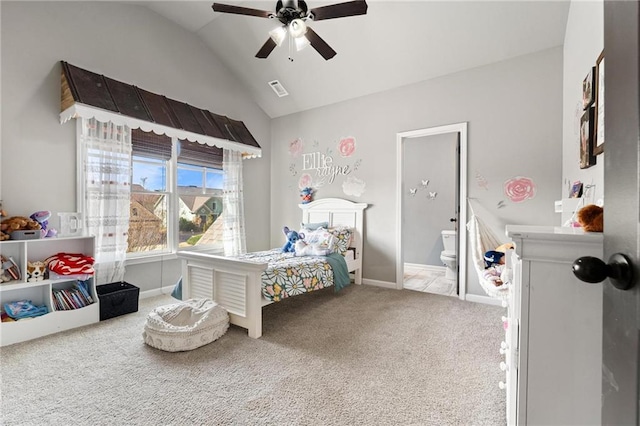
302 228 336 254
300 221 329 231
328 226 353 256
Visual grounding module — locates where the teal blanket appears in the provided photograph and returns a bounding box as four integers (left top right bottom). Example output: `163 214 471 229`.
324 252 351 292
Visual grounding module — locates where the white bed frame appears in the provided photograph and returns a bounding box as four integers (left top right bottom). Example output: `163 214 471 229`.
177 198 367 338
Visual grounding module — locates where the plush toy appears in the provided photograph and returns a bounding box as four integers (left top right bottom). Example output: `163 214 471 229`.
300 187 314 204
26 261 46 282
0 208 8 241
282 226 303 253
577 204 603 232
1 216 41 239
0 266 11 283
30 211 57 238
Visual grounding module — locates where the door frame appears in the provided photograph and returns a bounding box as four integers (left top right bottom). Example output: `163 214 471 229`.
395 122 468 300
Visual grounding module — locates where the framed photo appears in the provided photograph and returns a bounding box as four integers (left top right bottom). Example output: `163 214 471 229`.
593 50 605 155
580 107 596 169
583 67 596 109
569 181 583 198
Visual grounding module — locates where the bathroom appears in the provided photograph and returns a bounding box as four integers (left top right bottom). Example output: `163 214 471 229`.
400 130 459 296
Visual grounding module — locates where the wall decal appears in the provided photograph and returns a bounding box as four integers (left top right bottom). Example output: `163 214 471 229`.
289 163 297 176
428 191 437 200
497 200 507 209
352 159 362 172
504 176 536 203
475 171 489 190
289 138 304 157
298 173 313 190
343 175 366 197
409 188 418 196
302 151 351 186
338 137 356 157
421 179 429 187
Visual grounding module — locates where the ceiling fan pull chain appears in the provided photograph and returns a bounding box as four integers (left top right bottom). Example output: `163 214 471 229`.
288 33 294 62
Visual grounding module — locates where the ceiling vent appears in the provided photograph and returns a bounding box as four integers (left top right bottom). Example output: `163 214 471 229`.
268 80 289 97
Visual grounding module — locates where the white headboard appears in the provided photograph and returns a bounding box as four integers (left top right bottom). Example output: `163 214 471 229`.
299 198 368 260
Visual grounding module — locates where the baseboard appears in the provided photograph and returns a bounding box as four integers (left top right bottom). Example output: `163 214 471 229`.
362 278 398 289
404 263 446 273
140 286 174 300
464 293 503 306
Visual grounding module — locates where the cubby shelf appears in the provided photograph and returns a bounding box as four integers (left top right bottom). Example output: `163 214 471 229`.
0 236 97 347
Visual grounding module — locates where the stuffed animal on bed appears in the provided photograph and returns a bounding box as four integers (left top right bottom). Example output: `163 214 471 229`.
282 226 303 253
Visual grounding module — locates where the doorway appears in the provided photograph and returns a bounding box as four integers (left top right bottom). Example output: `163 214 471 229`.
396 123 468 300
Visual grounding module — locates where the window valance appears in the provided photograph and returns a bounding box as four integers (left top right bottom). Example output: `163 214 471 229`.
59 61 261 159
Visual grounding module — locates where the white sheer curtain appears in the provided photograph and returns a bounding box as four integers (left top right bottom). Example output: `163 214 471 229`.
80 118 132 284
222 149 246 256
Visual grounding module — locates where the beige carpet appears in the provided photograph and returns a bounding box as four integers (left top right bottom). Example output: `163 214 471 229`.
0 285 506 425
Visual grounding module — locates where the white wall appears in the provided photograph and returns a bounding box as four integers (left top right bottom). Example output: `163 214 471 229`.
271 47 564 296
0 1 271 292
563 0 604 204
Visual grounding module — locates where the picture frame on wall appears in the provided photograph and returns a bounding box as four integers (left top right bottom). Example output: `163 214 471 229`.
582 66 596 109
593 50 605 155
580 107 596 169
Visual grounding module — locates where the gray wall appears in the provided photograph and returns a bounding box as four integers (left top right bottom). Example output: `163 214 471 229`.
402 134 457 266
271 47 563 296
0 1 272 292
562 0 604 205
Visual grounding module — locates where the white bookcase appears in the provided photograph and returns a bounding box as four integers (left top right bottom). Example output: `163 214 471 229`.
0 236 98 347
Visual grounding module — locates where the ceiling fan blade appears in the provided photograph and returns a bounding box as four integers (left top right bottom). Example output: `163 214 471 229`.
305 27 337 60
212 3 273 18
309 0 368 21
256 38 278 59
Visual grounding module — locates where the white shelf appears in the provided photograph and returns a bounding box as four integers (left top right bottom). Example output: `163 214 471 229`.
0 236 97 347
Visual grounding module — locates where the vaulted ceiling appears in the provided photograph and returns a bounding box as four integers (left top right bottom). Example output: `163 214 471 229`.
135 1 571 118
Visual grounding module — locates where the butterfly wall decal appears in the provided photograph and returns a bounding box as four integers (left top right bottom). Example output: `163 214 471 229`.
409 188 417 196
428 191 437 200
421 179 429 187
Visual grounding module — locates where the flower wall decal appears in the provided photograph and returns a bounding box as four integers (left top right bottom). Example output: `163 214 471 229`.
289 138 303 157
337 137 356 157
298 173 313 190
342 175 366 197
504 176 536 203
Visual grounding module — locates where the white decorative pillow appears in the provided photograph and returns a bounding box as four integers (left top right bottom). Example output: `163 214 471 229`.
300 221 329 231
301 228 336 254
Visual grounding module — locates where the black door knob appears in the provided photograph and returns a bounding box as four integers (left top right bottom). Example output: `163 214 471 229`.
572 253 634 290
450 218 457 222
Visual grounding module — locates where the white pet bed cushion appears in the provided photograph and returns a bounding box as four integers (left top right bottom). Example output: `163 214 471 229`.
143 298 229 352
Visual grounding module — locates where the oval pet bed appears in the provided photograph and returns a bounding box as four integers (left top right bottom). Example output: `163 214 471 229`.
143 298 229 352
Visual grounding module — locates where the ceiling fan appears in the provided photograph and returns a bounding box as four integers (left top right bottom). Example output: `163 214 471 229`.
211 0 368 60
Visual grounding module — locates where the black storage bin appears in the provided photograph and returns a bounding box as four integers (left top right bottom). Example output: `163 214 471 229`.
96 282 140 321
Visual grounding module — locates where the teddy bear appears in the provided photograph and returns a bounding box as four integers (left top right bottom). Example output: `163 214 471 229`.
577 204 603 232
282 226 303 253
483 242 515 286
26 261 46 282
0 208 9 241
1 216 41 240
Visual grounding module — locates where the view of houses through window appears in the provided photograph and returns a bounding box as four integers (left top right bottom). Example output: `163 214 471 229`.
128 130 224 256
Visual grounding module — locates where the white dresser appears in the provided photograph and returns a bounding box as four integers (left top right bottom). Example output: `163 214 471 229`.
503 225 603 425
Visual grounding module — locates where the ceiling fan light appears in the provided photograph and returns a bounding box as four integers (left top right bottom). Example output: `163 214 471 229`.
288 18 307 38
269 26 287 46
295 35 310 51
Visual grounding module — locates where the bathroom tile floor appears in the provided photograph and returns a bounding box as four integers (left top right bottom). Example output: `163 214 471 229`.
403 264 457 297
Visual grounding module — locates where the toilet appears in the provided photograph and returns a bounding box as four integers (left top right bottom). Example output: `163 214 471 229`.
440 230 457 280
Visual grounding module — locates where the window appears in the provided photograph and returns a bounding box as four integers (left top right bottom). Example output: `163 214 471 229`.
128 130 224 258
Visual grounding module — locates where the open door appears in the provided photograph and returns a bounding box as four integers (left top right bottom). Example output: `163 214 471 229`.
572 2 640 423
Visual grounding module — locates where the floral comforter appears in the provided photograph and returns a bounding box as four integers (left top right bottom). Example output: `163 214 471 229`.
235 249 336 302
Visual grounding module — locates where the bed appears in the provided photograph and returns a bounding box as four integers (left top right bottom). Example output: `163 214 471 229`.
176 198 367 338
